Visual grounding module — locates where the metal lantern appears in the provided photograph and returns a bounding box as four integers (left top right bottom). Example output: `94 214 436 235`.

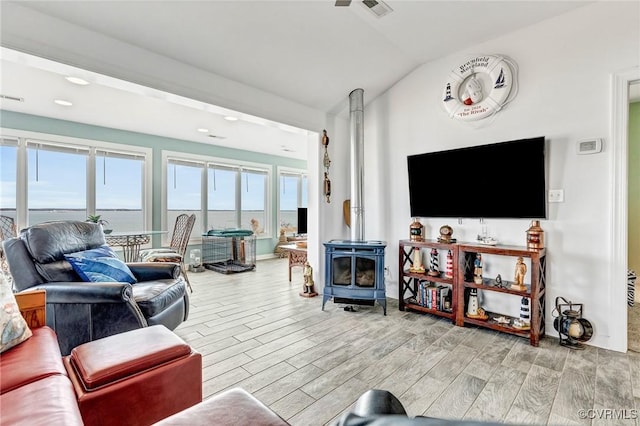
552 296 594 350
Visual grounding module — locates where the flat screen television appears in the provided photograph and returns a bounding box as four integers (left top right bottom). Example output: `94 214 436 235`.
407 137 547 219
297 207 308 234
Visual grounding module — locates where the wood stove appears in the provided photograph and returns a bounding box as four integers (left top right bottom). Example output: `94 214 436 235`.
322 240 386 315
321 90 386 313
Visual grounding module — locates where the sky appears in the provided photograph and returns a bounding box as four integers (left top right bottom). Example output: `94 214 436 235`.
1 145 302 211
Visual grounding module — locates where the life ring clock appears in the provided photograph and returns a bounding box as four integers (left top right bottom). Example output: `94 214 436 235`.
443 55 517 121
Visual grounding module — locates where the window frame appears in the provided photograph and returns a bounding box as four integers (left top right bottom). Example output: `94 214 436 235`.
162 150 272 244
0 128 152 232
277 166 308 235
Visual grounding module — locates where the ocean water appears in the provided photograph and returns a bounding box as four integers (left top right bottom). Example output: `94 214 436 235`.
1 209 298 235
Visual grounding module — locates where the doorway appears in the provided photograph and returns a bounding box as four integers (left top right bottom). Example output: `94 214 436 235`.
628 80 640 352
610 68 639 353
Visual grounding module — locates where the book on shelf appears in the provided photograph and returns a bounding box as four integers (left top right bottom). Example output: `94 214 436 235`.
414 281 452 313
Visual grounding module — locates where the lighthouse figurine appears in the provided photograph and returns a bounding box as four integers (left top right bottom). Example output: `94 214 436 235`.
445 250 454 279
428 248 440 277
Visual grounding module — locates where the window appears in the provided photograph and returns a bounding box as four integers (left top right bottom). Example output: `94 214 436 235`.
167 159 204 237
0 139 18 221
164 151 271 238
278 169 307 234
241 168 267 235
96 150 145 231
208 165 237 229
0 131 150 232
27 141 89 224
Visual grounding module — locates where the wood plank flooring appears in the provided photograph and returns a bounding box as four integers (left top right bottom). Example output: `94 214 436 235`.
174 257 640 425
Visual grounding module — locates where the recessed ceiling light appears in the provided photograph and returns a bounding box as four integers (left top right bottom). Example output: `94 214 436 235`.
65 76 90 85
54 99 73 106
197 128 209 133
223 116 238 121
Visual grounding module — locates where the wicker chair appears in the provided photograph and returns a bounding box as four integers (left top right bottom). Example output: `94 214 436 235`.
139 214 196 293
0 215 17 286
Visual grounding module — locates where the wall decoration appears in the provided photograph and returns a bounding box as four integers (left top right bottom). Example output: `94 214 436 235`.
442 55 518 122
322 130 331 203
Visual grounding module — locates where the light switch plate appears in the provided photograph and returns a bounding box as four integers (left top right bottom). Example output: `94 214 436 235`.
548 189 564 203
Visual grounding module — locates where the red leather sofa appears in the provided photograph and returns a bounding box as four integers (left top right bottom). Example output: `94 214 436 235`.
0 326 84 425
0 324 203 426
0 296 288 426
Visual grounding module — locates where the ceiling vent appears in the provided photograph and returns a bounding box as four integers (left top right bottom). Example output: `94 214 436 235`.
207 134 227 140
361 0 393 18
0 94 25 102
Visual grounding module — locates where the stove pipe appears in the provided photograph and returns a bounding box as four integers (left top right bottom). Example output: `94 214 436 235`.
349 88 365 241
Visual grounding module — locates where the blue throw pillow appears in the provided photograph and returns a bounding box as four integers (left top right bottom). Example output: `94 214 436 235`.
65 245 137 284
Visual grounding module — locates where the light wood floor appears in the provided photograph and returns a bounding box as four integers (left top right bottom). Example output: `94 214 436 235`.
174 257 640 426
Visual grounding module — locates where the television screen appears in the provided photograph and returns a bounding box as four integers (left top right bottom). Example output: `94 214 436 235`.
407 137 547 219
297 207 308 234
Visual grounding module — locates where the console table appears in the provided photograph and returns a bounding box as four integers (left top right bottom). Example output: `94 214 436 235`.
281 243 307 281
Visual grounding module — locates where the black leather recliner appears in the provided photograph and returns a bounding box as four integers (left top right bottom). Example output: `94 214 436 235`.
335 389 505 426
3 220 189 355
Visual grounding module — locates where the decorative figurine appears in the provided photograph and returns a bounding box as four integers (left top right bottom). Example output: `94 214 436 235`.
466 288 488 320
494 316 511 325
438 225 455 243
428 248 440 277
473 253 483 284
409 218 424 241
513 296 531 330
300 261 318 298
444 250 454 279
467 289 479 316
526 220 544 250
494 274 503 288
409 248 425 273
443 290 452 312
511 257 527 291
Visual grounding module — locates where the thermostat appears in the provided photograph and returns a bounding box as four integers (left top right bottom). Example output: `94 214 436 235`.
577 138 603 155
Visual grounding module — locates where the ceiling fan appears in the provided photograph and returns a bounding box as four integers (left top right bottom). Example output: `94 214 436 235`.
334 0 393 17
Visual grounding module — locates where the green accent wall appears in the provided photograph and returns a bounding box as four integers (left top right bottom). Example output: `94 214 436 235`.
0 110 307 257
630 102 640 278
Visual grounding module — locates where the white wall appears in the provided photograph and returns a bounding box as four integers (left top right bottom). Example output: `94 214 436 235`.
4 0 638 350
0 1 353 285
362 1 639 350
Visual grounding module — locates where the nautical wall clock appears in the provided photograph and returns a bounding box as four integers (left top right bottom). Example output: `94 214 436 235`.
442 55 517 121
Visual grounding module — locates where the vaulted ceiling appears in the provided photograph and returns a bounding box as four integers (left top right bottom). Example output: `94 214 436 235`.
0 1 593 159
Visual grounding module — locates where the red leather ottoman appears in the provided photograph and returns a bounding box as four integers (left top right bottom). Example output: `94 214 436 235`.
63 325 202 426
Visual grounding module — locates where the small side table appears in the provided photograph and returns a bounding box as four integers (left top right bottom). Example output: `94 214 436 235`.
282 244 307 282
